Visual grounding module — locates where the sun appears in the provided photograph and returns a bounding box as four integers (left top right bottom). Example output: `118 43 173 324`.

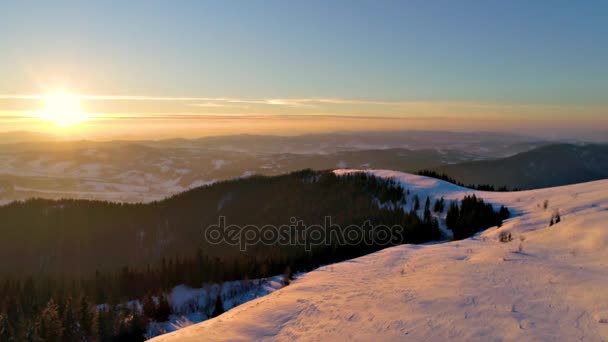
37 92 89 127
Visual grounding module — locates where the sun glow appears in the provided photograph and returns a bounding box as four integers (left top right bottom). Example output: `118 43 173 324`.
36 92 89 127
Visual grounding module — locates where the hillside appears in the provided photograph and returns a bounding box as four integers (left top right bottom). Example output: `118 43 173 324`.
432 144 608 189
153 170 608 341
0 170 430 276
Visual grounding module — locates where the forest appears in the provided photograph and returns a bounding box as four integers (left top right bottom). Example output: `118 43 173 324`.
0 170 445 341
417 170 520 192
0 170 509 340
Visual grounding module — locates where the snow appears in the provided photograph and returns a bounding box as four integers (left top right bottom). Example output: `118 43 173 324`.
188 179 217 189
212 159 227 170
240 171 255 178
152 170 608 341
146 275 288 339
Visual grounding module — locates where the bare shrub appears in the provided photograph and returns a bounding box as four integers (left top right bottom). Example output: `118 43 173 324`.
499 231 512 243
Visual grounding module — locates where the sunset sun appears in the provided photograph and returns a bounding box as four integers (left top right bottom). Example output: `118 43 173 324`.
37 92 89 127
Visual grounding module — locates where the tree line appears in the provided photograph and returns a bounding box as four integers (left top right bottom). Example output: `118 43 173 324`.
446 195 510 240
417 170 520 192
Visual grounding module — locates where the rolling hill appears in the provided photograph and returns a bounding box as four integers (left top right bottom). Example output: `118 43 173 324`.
152 170 608 341
431 144 608 189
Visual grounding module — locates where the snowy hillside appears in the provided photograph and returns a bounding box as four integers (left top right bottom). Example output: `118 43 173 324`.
151 170 608 341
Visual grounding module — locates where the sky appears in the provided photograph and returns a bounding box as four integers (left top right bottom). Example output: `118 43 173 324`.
0 0 607 139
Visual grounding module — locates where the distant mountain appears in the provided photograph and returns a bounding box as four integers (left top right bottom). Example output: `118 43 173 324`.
0 143 475 203
431 144 608 189
0 131 59 144
189 130 548 157
0 129 550 156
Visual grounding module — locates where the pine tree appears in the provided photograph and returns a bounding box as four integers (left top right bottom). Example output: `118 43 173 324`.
433 197 445 213
96 306 113 342
499 206 510 220
282 266 292 286
156 294 172 322
423 197 432 223
0 312 14 341
413 195 420 211
212 295 225 318
77 296 98 340
446 201 459 231
128 304 147 341
142 294 158 321
61 297 82 341
38 299 64 342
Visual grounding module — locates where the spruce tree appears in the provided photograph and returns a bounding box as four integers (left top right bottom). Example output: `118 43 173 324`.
0 313 13 341
38 299 64 342
61 297 81 341
156 294 172 322
212 295 225 318
282 266 292 286
423 197 432 223
142 294 158 321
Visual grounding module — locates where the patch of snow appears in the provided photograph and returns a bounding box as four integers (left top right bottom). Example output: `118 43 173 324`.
146 275 287 339
336 160 347 168
212 159 227 170
189 180 217 189
240 171 255 179
47 161 74 173
75 163 104 178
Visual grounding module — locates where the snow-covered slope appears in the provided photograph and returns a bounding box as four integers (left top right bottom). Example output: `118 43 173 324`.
151 170 608 341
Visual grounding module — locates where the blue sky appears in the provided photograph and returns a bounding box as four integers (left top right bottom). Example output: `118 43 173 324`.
0 0 606 138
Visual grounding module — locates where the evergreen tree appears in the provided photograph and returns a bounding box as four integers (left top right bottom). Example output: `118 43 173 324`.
423 197 432 223
156 294 172 322
212 295 225 318
0 313 14 341
128 304 147 342
142 294 158 322
77 296 98 340
96 306 114 342
413 195 420 211
446 195 507 240
282 266 292 286
446 201 459 231
499 206 510 220
61 297 82 341
433 197 445 213
38 299 64 342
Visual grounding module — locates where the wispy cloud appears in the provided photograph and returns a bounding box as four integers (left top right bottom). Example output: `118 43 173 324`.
1 93 605 110
0 94 430 107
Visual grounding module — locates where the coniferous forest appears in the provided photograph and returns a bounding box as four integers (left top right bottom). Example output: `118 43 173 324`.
0 170 509 340
417 170 520 192
0 170 447 341
446 195 510 240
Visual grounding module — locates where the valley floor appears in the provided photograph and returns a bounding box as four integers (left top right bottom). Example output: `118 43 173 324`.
152 170 608 341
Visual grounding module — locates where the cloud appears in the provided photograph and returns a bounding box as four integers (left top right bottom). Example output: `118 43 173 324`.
1 94 606 122
0 94 439 107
